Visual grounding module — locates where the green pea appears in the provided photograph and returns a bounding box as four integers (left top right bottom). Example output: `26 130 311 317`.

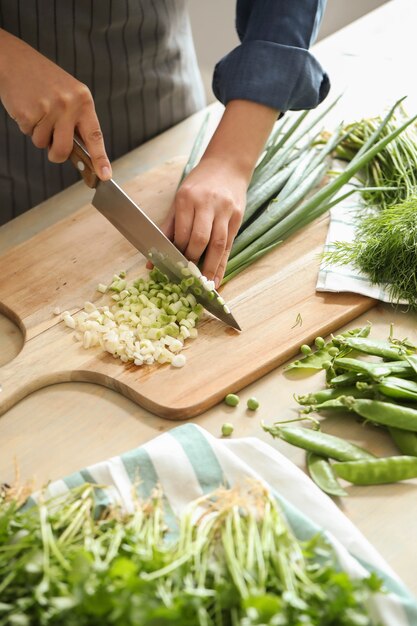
300 344 312 355
221 423 234 437
315 336 325 349
327 346 339 357
333 456 417 485
322 360 332 370
247 397 259 411
224 393 240 407
262 424 374 462
307 452 347 497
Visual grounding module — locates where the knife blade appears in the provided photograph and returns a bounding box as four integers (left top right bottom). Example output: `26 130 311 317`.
70 137 241 330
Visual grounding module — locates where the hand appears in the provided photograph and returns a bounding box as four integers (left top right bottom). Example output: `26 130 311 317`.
0 29 111 180
160 157 247 287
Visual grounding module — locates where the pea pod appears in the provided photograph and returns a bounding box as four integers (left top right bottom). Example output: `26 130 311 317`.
377 376 417 401
262 424 375 461
296 385 375 406
342 397 417 431
306 452 347 497
334 357 414 380
333 456 417 485
295 379 374 406
388 427 417 456
330 372 367 387
334 336 407 360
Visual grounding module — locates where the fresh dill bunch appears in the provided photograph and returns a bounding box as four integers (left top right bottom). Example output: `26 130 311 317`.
324 197 417 308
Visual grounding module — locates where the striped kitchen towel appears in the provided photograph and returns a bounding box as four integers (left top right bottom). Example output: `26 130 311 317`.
316 188 406 303
29 423 416 625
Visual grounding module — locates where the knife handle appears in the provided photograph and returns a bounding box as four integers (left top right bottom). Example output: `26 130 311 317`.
70 136 99 189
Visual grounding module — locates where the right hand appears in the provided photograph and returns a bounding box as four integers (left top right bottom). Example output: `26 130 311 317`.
0 29 112 180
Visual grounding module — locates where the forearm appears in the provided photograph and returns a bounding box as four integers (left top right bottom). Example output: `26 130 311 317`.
200 99 279 185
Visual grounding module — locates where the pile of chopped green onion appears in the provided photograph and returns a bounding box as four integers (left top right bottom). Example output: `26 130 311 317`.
0 480 382 625
61 267 206 368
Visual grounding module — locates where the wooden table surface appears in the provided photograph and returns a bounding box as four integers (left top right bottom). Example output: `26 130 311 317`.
1 0 416 595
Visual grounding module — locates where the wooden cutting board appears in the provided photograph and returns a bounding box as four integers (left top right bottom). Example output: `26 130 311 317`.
0 158 375 419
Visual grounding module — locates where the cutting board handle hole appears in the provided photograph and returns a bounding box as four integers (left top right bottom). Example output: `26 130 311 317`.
0 303 25 367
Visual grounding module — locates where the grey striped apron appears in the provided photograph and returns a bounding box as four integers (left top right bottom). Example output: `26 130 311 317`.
0 0 205 225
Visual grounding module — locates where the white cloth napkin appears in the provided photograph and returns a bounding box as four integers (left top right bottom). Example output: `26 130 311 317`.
316 190 405 303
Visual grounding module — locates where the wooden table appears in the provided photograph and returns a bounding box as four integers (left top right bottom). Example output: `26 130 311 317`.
1 0 416 595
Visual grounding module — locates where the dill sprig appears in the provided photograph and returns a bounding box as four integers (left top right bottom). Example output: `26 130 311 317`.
324 197 417 308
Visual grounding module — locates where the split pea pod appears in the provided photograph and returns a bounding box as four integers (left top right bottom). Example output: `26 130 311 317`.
333 456 417 485
388 427 417 456
342 397 417 431
306 452 347 497
333 336 407 360
334 357 414 380
262 424 375 461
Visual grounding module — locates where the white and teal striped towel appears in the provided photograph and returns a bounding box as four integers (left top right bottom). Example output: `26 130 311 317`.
316 191 405 303
30 423 416 625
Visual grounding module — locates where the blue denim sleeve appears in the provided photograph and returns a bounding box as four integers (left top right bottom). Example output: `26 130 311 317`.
212 0 330 112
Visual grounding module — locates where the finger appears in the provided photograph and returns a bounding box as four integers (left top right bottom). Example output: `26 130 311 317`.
31 115 54 149
12 111 40 136
48 120 75 163
201 216 228 281
173 191 195 252
212 211 242 287
184 208 212 264
78 113 111 181
160 202 175 241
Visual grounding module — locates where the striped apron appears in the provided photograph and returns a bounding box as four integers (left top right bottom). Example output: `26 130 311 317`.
0 0 205 225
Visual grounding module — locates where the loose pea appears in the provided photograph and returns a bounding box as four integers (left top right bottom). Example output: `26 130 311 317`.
328 346 339 357
306 452 347 497
333 456 417 485
300 344 312 355
315 336 325 349
322 360 332 371
224 393 240 407
221 423 234 437
262 424 375 462
247 397 259 411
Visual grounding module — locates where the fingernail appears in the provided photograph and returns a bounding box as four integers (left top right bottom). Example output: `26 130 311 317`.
101 166 112 180
214 276 220 289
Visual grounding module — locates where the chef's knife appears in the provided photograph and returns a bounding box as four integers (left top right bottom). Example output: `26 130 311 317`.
70 137 241 330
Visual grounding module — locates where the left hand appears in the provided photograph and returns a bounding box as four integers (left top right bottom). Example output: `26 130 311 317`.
157 156 247 287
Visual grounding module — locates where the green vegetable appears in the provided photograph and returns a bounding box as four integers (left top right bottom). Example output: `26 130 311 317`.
333 456 417 485
0 481 382 625
307 452 348 497
224 102 417 282
224 393 240 407
221 422 234 437
263 424 375 462
246 397 259 411
389 427 417 456
342 396 417 431
324 198 417 309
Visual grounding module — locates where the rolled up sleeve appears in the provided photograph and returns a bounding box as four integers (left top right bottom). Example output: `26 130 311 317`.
212 0 330 112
